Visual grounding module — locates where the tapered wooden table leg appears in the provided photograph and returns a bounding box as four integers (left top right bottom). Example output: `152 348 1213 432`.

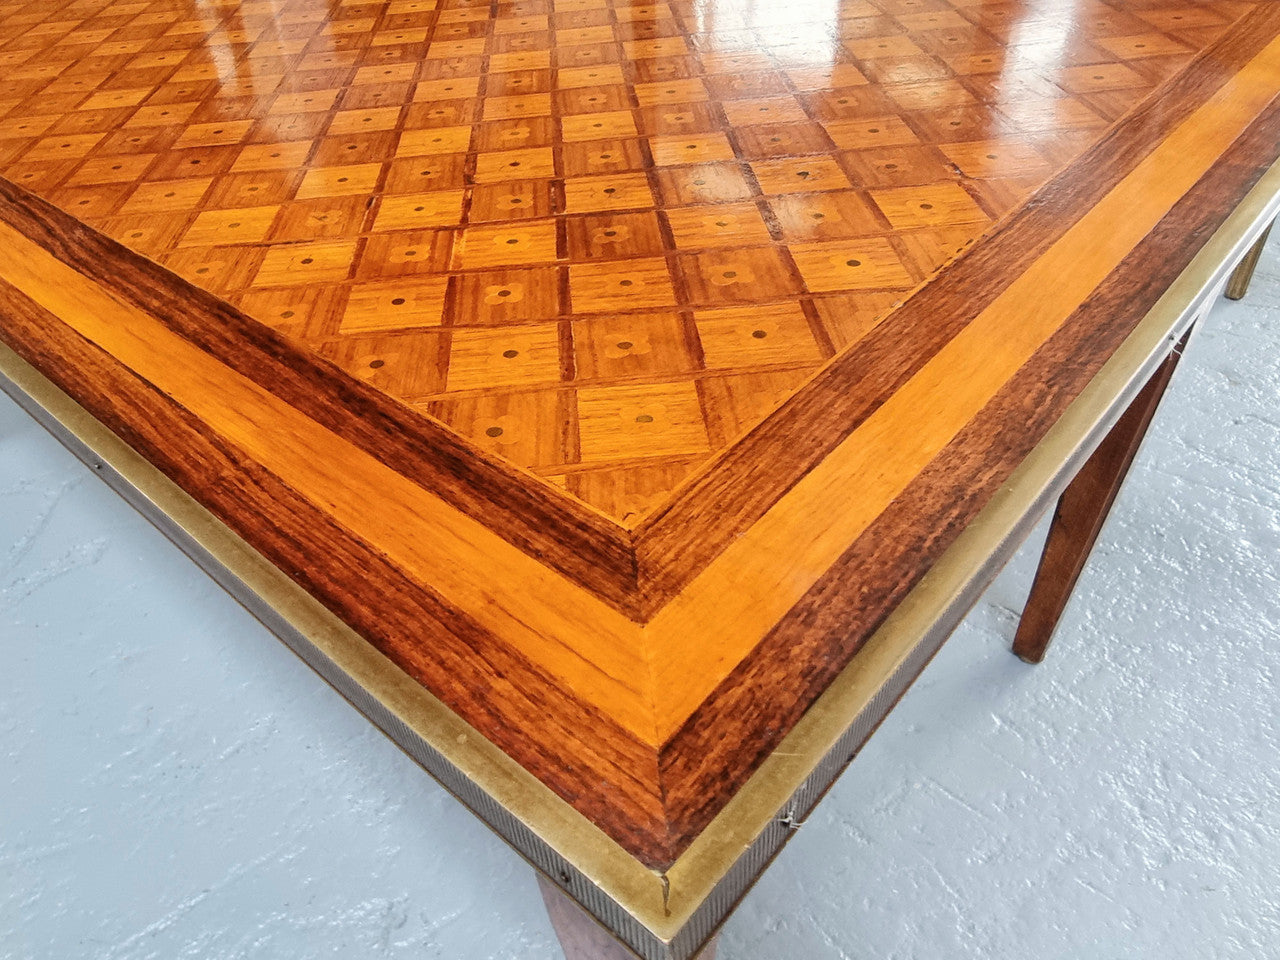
1225 221 1272 300
1013 329 1194 664
537 874 719 960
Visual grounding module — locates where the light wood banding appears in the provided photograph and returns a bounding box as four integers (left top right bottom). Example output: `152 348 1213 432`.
1 0 1277 875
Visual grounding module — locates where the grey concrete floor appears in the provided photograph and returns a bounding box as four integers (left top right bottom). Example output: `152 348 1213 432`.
2 243 1278 960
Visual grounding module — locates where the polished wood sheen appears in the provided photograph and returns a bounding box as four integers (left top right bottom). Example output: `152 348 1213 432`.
1226 220 1273 299
1013 327 1192 664
0 0 1257 527
1 0 1278 875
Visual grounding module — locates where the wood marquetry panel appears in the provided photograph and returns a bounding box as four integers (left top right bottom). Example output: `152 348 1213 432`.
0 0 1251 522
2 0 1277 873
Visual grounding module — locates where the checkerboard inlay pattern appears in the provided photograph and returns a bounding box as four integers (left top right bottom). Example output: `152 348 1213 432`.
0 0 1252 519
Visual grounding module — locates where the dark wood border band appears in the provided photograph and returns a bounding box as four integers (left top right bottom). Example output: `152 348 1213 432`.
0 277 682 866
4 150 1274 956
633 2 1280 615
651 88 1280 854
0 181 643 616
0 1 1276 872
1 6 1276 623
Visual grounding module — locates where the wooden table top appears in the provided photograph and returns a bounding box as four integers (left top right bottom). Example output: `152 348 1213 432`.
1 0 1278 909
0 0 1261 524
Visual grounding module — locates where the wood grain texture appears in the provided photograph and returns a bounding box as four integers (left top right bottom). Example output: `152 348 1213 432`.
0 0 1265 617
653 99 1280 848
643 32 1280 740
1 0 1278 872
1226 220 1273 299
634 0 1280 614
0 0 1253 528
0 181 645 616
1012 328 1193 664
0 274 679 863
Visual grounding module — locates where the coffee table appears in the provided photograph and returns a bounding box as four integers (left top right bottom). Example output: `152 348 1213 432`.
1 0 1277 955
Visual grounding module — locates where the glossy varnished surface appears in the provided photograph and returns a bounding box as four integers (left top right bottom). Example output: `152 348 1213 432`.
2 0 1279 877
0 0 1253 521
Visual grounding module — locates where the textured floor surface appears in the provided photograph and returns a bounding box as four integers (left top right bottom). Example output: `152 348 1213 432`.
2 243 1278 959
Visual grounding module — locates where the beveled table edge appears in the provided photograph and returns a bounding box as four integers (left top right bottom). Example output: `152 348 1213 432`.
654 157 1280 955
3 157 1278 960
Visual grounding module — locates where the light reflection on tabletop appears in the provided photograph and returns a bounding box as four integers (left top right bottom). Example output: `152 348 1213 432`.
0 0 1243 521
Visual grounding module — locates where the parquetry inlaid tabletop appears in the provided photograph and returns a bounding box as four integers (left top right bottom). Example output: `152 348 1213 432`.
0 0 1254 523
2 0 1279 946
